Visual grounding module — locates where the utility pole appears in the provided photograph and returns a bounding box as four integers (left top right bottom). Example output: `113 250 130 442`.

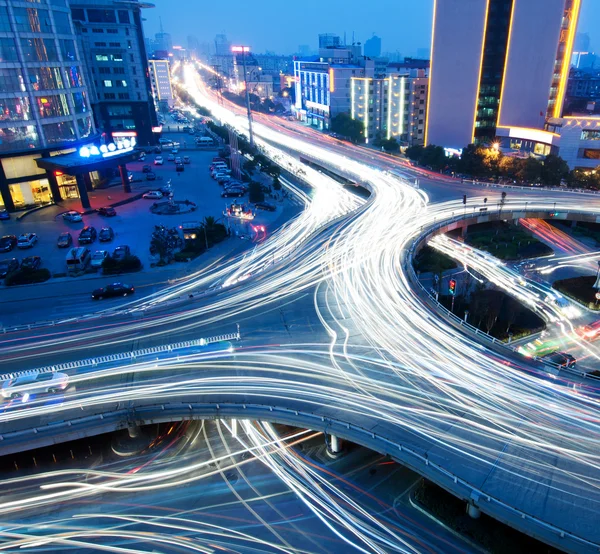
232 46 254 148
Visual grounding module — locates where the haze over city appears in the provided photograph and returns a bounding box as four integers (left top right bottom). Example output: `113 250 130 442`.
143 0 600 54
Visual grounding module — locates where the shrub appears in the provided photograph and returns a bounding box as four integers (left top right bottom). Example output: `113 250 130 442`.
174 250 202 262
249 181 265 203
102 255 142 275
5 268 51 286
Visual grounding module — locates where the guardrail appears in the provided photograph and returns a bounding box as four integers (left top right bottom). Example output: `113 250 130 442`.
0 330 241 382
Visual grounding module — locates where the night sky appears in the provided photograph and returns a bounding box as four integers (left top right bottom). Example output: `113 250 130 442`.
143 0 598 56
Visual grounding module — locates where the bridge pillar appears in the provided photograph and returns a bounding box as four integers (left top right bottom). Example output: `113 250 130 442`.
571 220 577 229
231 418 238 438
329 434 342 454
128 425 141 439
467 503 481 519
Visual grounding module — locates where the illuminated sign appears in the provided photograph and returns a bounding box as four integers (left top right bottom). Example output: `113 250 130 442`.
231 46 250 53
444 147 463 158
79 137 136 159
112 131 137 137
152 126 163 133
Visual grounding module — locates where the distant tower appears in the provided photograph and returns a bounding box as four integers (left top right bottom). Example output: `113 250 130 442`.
364 34 382 57
319 33 341 49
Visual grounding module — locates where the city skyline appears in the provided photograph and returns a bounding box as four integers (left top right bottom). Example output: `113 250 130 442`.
143 0 599 55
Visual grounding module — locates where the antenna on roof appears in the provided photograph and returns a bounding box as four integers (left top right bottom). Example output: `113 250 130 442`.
159 16 164 34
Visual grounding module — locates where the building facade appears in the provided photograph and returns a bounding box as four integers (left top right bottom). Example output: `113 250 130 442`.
364 35 382 58
0 0 98 212
70 0 159 147
426 0 581 149
350 72 428 146
293 50 373 130
148 58 174 111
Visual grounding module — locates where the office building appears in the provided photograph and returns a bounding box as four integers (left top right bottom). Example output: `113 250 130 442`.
351 72 428 145
293 45 373 129
364 35 382 58
214 34 231 56
319 34 341 49
154 31 171 54
149 59 174 111
0 0 98 212
70 0 159 146
426 0 581 149
571 52 598 71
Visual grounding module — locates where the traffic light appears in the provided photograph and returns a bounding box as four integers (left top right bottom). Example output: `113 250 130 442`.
462 195 467 205
449 279 457 296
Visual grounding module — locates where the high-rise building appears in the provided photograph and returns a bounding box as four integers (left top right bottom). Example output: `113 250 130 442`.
425 0 581 149
319 34 341 49
575 32 590 52
364 35 382 58
351 71 428 146
214 34 231 57
149 59 174 112
154 32 172 54
0 0 98 212
70 0 159 146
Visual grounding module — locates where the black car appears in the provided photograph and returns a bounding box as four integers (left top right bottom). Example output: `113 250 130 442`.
146 171 157 181
254 202 276 212
221 188 244 198
112 245 131 260
159 185 173 195
0 234 17 252
99 227 115 242
91 282 135 300
20 256 41 270
175 163 185 172
142 164 152 173
78 226 97 244
98 206 116 217
0 258 18 278
57 232 73 248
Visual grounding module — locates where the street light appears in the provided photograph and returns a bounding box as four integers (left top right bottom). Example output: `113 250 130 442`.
232 45 254 148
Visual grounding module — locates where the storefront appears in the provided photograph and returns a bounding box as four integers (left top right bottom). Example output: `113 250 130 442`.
9 179 53 209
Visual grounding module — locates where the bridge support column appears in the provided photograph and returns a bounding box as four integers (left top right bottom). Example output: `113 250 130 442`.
329 434 342 454
460 226 467 238
128 425 141 439
467 503 481 519
231 419 238 438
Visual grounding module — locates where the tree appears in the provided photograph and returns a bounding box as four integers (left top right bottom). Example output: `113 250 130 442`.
458 144 488 178
420 145 447 171
331 113 365 143
150 226 182 264
380 137 400 153
248 181 265 203
568 167 600 189
515 157 543 184
540 154 569 187
272 176 282 191
405 145 424 163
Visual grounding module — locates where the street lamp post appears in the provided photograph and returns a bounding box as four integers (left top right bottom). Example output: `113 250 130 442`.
232 46 254 148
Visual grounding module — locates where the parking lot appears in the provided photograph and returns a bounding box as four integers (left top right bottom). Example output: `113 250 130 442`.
0 135 302 326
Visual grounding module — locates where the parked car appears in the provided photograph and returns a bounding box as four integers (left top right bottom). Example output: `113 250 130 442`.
154 146 162 154
0 235 17 252
138 153 146 161
20 256 41 270
154 156 164 165
62 210 83 222
0 209 10 220
146 171 157 181
127 171 134 183
221 188 245 198
0 258 19 278
158 138 173 145
174 157 182 164
17 233 38 249
167 153 175 162
176 163 185 172
90 250 109 268
172 148 179 154
57 232 73 248
92 282 135 300
97 206 117 217
142 164 152 173
143 190 163 199
1 371 69 399
99 227 115 242
183 156 191 164
78 226 97 244
159 185 173 195
112 245 131 260
254 201 276 212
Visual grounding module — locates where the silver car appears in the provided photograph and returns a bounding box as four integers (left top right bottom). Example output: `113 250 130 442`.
2 372 69 399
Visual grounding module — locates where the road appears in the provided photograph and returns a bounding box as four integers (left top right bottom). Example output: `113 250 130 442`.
0 62 599 554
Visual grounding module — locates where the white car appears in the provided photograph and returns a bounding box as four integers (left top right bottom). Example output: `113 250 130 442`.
90 250 109 268
2 372 69 399
154 156 164 165
17 233 38 249
62 211 83 222
142 190 163 199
